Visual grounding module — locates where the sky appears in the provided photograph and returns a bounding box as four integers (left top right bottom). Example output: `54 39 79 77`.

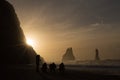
8 0 120 62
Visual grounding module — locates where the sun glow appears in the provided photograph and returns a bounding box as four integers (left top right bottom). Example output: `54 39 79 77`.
26 38 35 47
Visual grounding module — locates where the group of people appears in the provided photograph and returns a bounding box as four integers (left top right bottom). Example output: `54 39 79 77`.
36 55 65 73
41 62 65 73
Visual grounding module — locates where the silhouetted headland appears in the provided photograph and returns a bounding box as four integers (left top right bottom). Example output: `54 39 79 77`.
0 0 38 64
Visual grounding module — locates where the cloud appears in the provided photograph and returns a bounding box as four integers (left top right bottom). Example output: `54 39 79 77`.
9 0 120 28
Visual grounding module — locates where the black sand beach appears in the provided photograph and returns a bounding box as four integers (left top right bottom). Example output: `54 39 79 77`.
1 65 120 80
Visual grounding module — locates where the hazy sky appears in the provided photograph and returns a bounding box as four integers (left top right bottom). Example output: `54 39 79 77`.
8 0 120 62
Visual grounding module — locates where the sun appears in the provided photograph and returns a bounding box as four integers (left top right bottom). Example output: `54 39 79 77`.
26 38 35 47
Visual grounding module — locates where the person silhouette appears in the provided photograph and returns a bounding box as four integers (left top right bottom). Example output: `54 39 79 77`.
52 63 56 72
49 63 53 72
59 63 65 72
49 62 57 72
41 63 48 73
36 55 40 72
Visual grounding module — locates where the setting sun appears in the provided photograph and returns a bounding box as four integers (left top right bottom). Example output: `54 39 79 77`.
26 38 35 47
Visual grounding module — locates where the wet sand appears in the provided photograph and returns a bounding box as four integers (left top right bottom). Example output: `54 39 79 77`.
1 65 120 80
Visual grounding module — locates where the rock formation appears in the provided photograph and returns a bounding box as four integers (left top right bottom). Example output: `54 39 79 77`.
0 0 39 64
62 47 75 62
95 48 100 61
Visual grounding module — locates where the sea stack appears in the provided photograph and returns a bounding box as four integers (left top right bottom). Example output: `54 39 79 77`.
95 48 100 61
0 0 38 64
62 47 75 62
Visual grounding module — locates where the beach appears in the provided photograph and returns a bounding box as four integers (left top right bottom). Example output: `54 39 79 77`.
1 65 120 80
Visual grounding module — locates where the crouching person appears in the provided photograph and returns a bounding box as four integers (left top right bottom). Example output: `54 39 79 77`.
59 63 65 72
41 63 48 73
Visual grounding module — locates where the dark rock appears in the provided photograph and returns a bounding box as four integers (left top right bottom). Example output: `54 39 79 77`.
0 0 38 64
62 47 75 62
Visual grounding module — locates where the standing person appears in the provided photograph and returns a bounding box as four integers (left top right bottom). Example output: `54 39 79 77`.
36 55 40 72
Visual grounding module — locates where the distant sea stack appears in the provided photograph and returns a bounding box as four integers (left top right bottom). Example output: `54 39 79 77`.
95 48 100 61
62 47 75 62
0 0 38 64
